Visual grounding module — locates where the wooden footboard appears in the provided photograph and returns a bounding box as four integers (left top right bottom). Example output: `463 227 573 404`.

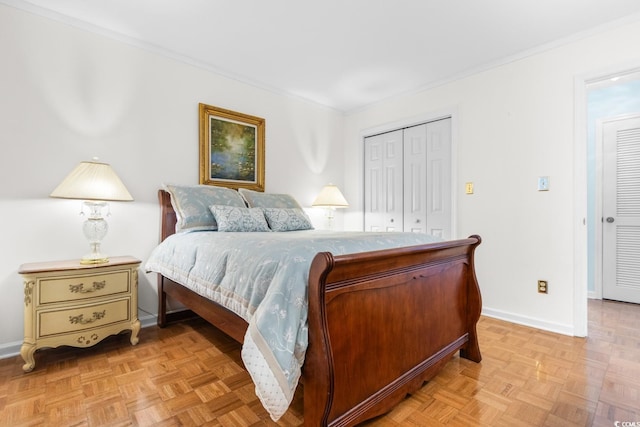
304 236 482 427
155 189 481 426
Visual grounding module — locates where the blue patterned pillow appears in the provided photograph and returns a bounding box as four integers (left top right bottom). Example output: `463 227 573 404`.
262 208 314 232
165 184 246 232
238 188 302 209
209 205 270 232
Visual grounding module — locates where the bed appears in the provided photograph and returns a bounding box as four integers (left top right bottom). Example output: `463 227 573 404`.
147 186 482 426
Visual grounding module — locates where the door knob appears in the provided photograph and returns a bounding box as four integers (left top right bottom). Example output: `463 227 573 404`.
606 217 615 223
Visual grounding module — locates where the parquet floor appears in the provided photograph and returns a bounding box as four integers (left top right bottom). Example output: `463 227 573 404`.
0 299 638 426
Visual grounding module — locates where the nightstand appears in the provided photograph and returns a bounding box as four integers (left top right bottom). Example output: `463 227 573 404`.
19 256 141 372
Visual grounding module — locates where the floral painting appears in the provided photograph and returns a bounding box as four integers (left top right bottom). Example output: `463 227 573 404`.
199 103 265 191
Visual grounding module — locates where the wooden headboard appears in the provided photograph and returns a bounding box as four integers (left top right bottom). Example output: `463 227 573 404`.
158 189 177 242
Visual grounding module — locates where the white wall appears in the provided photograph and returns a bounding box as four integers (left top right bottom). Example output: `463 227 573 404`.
3 4 640 359
343 19 640 335
0 5 345 356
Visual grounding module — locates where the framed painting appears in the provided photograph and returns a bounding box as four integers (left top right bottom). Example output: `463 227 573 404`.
199 103 265 191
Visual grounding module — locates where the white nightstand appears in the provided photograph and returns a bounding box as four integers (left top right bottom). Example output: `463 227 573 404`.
19 256 141 372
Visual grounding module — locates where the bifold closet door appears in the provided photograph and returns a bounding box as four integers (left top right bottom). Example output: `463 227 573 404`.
364 129 403 232
423 119 451 238
364 118 451 237
402 119 451 238
403 124 428 232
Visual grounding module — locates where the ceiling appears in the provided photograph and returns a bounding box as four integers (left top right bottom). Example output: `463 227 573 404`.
6 0 640 112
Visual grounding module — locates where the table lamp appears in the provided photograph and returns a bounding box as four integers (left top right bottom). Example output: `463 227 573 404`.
311 184 349 229
50 158 133 264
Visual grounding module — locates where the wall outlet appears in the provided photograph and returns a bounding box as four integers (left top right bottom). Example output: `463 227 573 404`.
538 280 548 294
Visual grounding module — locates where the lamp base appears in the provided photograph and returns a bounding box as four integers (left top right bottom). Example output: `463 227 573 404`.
81 202 110 265
80 255 109 265
325 207 336 230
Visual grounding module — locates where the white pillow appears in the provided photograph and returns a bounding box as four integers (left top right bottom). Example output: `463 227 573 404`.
238 188 302 209
164 184 246 232
209 205 270 232
262 208 314 232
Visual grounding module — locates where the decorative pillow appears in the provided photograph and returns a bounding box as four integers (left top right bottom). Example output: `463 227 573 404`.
164 184 246 232
238 188 302 209
262 208 314 232
209 205 270 232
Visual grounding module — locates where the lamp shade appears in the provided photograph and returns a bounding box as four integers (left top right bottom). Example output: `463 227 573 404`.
312 184 349 208
50 159 133 201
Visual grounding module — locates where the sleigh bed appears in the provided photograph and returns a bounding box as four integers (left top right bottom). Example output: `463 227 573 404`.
148 187 482 426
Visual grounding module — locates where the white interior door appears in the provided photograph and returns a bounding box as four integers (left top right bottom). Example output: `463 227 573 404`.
402 119 452 238
425 118 452 239
403 124 428 233
364 130 403 232
602 115 640 303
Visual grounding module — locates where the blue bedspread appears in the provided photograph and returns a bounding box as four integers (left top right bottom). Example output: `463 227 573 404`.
145 230 441 420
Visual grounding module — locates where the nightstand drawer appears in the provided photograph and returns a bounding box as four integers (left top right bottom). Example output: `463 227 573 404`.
38 298 130 337
39 270 130 304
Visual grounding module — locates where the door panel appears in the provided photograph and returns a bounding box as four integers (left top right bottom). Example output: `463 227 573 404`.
364 130 403 232
602 115 640 303
364 137 383 232
403 124 427 232
426 119 452 239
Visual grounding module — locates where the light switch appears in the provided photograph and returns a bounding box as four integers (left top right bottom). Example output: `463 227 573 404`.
465 182 474 194
538 176 549 191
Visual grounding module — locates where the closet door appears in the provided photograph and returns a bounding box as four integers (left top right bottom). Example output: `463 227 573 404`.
424 118 452 239
364 130 403 231
403 124 428 232
364 118 451 237
402 119 452 237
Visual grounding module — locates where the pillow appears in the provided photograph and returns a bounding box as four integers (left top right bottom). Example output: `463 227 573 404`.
262 208 314 232
164 184 246 232
209 205 270 232
238 188 302 209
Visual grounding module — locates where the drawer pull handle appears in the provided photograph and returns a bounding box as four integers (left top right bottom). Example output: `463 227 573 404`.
69 310 106 325
69 281 106 294
77 333 99 345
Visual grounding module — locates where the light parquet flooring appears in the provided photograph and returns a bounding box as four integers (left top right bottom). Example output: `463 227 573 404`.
1 299 639 426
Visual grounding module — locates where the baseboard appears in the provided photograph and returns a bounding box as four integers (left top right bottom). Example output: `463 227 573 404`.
139 313 157 329
0 313 158 361
482 307 575 336
0 340 22 361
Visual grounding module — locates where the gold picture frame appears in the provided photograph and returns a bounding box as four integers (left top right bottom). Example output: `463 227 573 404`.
199 103 265 191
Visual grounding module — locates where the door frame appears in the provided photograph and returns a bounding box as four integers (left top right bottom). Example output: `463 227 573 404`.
594 116 605 300
574 63 640 337
573 76 589 337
